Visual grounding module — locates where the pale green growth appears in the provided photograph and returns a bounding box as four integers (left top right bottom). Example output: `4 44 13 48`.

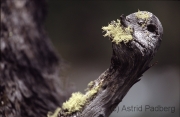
135 10 150 20
135 10 150 27
62 92 86 114
61 82 101 114
85 81 95 91
87 81 94 88
85 81 101 99
47 107 61 117
85 84 99 97
102 19 133 44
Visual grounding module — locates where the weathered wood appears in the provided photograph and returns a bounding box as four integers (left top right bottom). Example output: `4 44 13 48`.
0 0 163 117
82 12 163 117
55 12 163 117
0 0 71 117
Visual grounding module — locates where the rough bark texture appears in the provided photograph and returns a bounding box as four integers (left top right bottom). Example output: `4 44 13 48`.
0 0 163 117
56 12 163 117
0 0 71 117
81 13 163 117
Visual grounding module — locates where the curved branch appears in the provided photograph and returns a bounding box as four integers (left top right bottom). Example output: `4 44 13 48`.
52 11 163 117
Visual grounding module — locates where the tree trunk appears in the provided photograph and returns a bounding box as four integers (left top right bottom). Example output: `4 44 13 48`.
0 0 71 117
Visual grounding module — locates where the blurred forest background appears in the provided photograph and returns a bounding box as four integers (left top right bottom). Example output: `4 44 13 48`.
44 1 179 117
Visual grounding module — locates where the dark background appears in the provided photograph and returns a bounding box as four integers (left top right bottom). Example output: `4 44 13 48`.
45 1 179 117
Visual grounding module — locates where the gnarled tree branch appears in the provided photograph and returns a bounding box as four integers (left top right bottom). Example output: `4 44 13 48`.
0 0 163 117
53 11 163 117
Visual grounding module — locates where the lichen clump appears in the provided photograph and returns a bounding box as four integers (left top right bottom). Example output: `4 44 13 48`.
135 10 150 20
135 10 150 27
62 92 86 113
47 107 61 117
47 81 101 117
102 19 133 44
85 83 99 98
61 81 101 114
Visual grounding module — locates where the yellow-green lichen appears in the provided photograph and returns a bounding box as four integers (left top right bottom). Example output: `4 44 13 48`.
47 107 61 117
102 19 133 44
135 10 150 20
135 10 150 27
62 82 101 114
87 81 94 87
47 81 102 116
85 84 99 97
62 92 86 114
85 81 95 92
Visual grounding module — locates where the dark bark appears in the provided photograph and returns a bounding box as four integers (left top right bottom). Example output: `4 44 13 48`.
56 12 163 117
0 0 163 117
0 0 71 117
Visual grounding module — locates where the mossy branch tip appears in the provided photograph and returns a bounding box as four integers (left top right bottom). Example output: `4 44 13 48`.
102 19 133 44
